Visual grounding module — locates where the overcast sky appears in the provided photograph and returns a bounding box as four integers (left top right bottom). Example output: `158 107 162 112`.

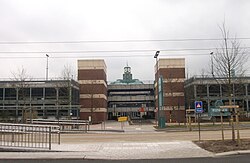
0 0 250 81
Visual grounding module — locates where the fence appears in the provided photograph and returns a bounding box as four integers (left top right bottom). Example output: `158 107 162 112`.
27 119 89 132
0 123 60 150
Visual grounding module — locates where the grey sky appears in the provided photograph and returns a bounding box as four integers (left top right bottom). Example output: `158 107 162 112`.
0 0 249 81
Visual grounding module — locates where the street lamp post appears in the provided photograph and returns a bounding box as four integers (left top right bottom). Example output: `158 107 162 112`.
154 51 160 127
210 51 214 77
46 54 49 80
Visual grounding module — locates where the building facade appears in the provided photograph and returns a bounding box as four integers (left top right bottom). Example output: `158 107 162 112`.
108 66 155 120
184 76 250 113
78 60 107 122
0 80 80 122
155 58 186 123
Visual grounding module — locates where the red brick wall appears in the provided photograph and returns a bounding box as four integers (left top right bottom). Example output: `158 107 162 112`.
80 84 107 95
78 62 107 122
80 98 107 108
159 68 185 79
156 68 185 79
78 69 106 80
80 112 107 123
164 96 185 106
163 82 184 93
155 59 185 123
155 110 186 123
165 110 186 123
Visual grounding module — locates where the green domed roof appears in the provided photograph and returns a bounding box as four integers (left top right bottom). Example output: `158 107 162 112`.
110 65 144 85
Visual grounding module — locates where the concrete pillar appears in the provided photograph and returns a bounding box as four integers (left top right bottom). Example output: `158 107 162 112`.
207 84 210 111
29 87 32 120
233 83 236 105
16 88 19 122
194 85 197 99
43 87 46 117
69 80 72 117
56 88 59 119
220 84 223 98
245 84 249 113
3 88 5 109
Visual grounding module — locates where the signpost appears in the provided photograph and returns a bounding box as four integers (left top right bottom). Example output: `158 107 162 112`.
195 101 203 141
118 116 128 130
195 101 203 113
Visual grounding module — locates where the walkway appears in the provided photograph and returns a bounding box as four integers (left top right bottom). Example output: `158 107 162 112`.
0 141 213 160
1 120 250 160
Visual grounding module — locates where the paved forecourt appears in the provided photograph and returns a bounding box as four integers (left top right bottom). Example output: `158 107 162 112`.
0 141 212 160
1 121 250 160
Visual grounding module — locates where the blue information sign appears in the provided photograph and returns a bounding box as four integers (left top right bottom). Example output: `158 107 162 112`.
195 101 203 113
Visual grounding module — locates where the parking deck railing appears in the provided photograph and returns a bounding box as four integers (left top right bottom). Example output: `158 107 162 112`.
0 123 60 150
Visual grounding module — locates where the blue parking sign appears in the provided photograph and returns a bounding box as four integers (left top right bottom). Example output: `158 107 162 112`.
195 101 203 113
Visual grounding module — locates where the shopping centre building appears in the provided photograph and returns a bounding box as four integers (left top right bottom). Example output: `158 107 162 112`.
78 58 186 123
107 65 155 120
5 58 250 123
0 58 187 123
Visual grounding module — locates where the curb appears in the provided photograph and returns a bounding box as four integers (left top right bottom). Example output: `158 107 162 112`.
154 127 250 132
215 150 250 157
60 129 125 134
0 152 85 160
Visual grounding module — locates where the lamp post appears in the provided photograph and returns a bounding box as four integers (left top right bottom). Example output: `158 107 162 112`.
210 51 214 77
46 54 49 80
154 51 160 127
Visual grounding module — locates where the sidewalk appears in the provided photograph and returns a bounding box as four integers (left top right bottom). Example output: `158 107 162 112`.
88 120 250 133
0 141 213 160
1 121 250 160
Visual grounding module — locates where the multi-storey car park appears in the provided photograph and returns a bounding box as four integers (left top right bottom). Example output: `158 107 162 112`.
107 65 155 120
184 76 250 119
2 58 250 124
0 79 80 122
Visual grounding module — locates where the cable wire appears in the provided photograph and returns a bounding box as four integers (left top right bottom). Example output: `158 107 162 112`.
0 47 249 54
0 37 250 44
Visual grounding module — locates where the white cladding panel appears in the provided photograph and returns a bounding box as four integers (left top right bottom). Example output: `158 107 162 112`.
155 58 185 71
78 59 107 72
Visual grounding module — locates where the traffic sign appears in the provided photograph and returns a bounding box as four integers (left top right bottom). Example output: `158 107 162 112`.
195 101 203 113
118 117 128 122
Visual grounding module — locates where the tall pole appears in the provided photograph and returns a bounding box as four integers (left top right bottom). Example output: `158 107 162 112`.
46 54 49 80
154 51 160 127
210 51 214 77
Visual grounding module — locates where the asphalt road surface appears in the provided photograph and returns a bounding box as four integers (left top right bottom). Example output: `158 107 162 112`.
60 129 250 143
0 155 250 163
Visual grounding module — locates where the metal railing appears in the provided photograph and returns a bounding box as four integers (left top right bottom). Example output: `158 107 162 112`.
0 123 60 150
27 119 89 132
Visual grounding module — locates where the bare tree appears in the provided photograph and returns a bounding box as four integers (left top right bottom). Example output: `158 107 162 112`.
213 25 248 79
52 64 75 120
11 67 32 123
56 64 79 120
61 64 75 80
212 22 249 141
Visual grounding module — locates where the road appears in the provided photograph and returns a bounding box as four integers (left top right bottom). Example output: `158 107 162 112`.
60 129 250 143
0 155 250 163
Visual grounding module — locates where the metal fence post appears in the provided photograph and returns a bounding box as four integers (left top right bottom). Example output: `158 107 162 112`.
49 127 52 150
58 127 61 145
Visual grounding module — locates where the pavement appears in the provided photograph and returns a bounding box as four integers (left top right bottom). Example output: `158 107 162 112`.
1 120 250 160
0 141 213 160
